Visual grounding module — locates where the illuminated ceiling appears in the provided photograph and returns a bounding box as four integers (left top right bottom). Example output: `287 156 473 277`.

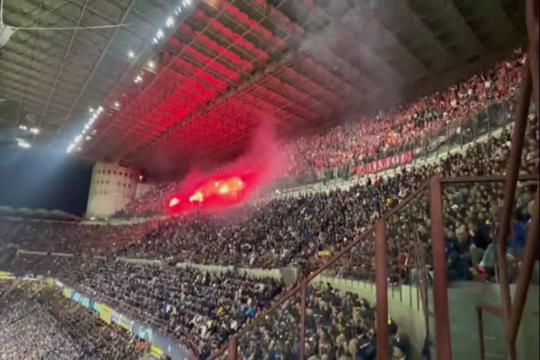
0 0 526 175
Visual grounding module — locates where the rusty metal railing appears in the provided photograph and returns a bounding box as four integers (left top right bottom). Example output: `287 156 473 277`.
476 1 540 358
214 170 539 360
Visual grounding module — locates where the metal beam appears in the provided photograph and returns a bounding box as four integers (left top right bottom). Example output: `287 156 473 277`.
395 0 455 67
58 0 138 125
38 0 91 127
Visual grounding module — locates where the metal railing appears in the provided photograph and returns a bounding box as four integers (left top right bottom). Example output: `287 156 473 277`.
213 167 538 360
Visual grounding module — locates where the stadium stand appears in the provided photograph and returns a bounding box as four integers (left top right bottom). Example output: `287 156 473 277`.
0 281 145 359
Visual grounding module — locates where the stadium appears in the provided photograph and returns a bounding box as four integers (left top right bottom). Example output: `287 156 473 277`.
0 0 538 359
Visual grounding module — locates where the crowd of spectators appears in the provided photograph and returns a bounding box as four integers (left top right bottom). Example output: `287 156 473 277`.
0 219 151 256
73 262 285 357
0 281 144 359
0 256 286 358
238 283 409 360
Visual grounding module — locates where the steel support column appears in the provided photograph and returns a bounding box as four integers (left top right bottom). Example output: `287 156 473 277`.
375 219 389 360
429 176 452 360
300 281 306 360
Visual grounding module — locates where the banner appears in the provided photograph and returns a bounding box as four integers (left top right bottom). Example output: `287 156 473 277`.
94 303 113 324
354 151 414 176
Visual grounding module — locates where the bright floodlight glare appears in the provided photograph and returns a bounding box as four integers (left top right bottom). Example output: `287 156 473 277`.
134 75 143 83
89 107 95 113
127 50 135 58
152 37 159 44
18 124 28 130
29 127 40 134
16 139 31 148
166 17 175 28
156 29 164 39
97 106 104 113
86 136 92 141
148 60 155 69
114 101 120 108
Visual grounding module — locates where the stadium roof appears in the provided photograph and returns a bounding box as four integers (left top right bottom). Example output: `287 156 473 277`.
0 0 526 175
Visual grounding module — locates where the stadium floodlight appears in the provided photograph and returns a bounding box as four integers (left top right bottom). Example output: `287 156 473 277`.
156 29 164 39
86 136 92 141
114 101 120 109
148 60 156 69
152 37 159 45
166 17 175 28
134 75 143 83
89 107 95 113
127 50 135 58
16 138 31 148
18 124 28 131
175 7 182 15
97 106 104 113
29 127 40 134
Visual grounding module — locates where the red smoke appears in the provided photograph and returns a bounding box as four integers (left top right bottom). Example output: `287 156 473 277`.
166 117 286 215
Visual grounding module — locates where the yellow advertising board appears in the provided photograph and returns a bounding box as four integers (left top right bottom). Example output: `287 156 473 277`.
96 303 113 324
0 271 15 279
150 345 165 358
62 288 74 298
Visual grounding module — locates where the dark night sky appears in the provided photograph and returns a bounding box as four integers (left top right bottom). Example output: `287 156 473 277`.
0 143 92 216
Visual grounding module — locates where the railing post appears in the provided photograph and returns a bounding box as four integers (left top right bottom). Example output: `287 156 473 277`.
495 59 532 360
228 336 238 360
300 280 306 360
429 176 452 360
476 307 486 360
375 219 389 360
508 190 539 346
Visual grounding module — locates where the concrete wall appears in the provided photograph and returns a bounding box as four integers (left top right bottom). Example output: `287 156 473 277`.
313 276 540 360
443 283 539 360
86 162 140 218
